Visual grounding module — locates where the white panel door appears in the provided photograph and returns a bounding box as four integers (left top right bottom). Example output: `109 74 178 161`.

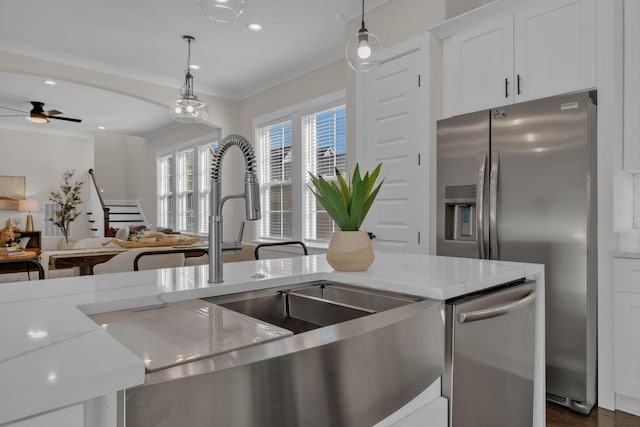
360 48 428 253
443 16 514 117
514 0 596 103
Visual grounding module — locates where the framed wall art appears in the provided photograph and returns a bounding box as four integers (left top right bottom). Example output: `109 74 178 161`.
0 176 25 210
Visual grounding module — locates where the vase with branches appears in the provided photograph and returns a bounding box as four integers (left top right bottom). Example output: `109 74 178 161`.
49 170 83 244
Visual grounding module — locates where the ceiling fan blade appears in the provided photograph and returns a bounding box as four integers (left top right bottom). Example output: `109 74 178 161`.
43 110 63 116
0 106 27 114
48 115 82 123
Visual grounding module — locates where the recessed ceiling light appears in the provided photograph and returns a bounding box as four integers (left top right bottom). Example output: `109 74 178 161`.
247 23 262 32
189 64 200 70
28 330 48 339
98 126 106 130
43 80 56 85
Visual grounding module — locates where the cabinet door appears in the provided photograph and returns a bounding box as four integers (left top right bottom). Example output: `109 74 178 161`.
443 16 514 117
614 291 640 399
513 0 596 103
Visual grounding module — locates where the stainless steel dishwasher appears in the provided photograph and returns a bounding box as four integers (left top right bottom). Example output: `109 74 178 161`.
442 280 536 427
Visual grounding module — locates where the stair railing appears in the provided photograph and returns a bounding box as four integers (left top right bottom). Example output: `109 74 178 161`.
88 169 110 236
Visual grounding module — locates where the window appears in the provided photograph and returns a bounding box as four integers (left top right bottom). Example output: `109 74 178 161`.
158 154 174 230
254 92 346 245
157 135 217 234
257 121 293 239
197 144 214 234
176 148 194 231
304 106 347 243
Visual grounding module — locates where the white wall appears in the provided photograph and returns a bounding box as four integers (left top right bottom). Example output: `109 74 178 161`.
94 133 128 200
0 128 94 249
446 0 492 18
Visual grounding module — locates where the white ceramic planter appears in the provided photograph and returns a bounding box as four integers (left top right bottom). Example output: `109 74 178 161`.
56 239 75 250
326 230 374 272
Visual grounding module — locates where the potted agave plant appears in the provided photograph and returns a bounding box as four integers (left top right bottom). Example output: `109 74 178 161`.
308 163 383 271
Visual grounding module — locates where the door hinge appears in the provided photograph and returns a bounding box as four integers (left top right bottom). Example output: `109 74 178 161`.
418 74 421 87
418 231 421 244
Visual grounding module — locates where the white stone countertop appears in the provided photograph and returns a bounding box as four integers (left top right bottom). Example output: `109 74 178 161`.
0 252 544 424
611 249 640 259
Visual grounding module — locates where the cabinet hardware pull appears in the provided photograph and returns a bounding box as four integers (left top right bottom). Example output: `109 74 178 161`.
517 74 522 95
457 290 536 323
505 78 509 98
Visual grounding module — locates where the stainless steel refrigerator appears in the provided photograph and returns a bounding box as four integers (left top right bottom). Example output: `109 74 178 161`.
436 90 597 415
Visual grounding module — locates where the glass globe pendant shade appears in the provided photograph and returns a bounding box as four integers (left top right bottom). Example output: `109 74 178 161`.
197 0 245 23
346 27 382 72
170 36 209 124
170 98 209 123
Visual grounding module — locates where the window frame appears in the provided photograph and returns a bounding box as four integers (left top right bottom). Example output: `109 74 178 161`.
156 131 219 235
253 90 346 247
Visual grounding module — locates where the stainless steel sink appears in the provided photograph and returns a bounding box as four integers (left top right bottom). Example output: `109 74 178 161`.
209 281 419 333
120 281 445 427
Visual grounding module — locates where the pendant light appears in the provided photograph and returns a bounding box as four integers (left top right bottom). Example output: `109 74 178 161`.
170 35 209 123
196 0 245 23
346 0 382 72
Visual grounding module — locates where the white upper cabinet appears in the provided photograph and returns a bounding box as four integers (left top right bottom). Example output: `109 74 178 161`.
441 0 596 117
443 17 514 117
514 0 596 103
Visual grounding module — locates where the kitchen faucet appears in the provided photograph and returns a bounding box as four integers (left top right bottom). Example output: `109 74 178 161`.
209 134 261 283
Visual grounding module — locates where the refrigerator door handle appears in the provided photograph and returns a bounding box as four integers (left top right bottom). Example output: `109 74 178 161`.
476 153 488 259
457 290 536 323
490 151 500 259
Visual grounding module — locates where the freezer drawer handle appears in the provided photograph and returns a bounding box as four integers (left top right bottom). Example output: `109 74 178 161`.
457 290 536 323
476 153 487 259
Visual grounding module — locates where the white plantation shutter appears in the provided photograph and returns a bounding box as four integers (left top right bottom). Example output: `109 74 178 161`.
198 143 215 234
304 105 347 242
158 154 174 229
157 135 217 234
177 148 194 232
44 203 65 238
258 121 293 239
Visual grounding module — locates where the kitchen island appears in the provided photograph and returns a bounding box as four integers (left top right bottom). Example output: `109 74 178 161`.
0 252 545 426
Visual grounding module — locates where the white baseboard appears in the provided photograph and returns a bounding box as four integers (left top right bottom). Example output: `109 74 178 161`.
616 393 640 416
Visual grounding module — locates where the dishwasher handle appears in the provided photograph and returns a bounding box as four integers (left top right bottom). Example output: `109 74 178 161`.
457 290 536 324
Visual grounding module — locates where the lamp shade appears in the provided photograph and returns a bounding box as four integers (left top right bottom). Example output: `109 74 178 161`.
18 199 40 212
197 0 245 23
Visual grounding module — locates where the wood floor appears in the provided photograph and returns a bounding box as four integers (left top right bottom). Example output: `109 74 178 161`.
546 402 640 426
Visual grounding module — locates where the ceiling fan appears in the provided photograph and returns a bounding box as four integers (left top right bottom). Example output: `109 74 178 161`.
0 101 82 123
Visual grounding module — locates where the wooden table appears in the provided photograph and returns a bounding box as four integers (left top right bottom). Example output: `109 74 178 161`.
0 251 45 280
49 246 209 276
49 249 127 276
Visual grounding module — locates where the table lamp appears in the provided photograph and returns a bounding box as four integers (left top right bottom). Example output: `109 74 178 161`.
18 199 40 232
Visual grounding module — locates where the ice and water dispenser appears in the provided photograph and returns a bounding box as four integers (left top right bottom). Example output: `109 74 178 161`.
443 185 476 242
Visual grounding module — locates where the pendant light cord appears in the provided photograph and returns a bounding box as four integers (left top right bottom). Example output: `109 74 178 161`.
360 0 366 30
187 37 192 70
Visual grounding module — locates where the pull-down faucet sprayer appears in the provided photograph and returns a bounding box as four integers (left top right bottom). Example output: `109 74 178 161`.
209 134 261 283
